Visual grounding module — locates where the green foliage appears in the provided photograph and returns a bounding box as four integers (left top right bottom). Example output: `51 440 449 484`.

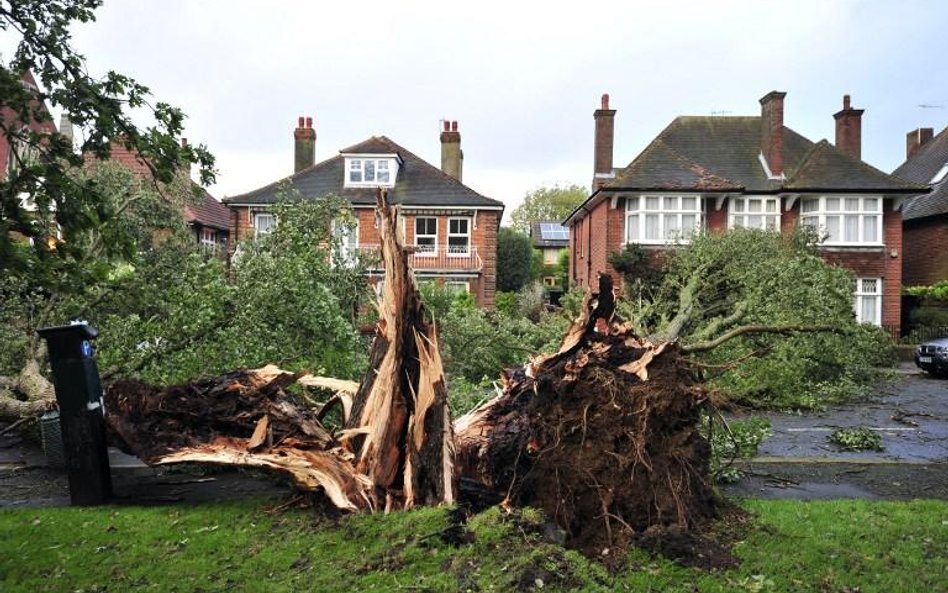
1 499 945 592
447 375 494 415
510 184 587 233
828 427 884 452
904 280 948 301
437 297 569 383
496 227 535 292
704 415 772 483
619 228 894 410
0 0 215 274
494 291 518 317
96 196 371 384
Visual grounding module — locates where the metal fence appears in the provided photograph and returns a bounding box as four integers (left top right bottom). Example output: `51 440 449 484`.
885 325 948 344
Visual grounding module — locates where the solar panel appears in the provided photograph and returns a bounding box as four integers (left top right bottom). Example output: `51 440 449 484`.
539 223 569 240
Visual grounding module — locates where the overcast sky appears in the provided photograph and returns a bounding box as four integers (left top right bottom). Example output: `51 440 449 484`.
59 0 948 220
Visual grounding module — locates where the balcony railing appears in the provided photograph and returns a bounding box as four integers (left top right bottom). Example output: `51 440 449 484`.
353 244 482 272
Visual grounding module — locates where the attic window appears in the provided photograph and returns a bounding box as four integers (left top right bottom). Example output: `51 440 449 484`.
345 156 397 188
931 163 948 185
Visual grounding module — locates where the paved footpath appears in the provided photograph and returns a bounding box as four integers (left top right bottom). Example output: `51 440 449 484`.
722 364 948 500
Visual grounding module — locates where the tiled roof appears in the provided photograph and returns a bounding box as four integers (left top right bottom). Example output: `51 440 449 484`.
603 116 921 194
224 136 503 209
893 126 948 221
184 185 230 231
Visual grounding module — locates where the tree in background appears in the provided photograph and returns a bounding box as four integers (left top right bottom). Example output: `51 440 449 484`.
509 184 588 233
496 227 535 292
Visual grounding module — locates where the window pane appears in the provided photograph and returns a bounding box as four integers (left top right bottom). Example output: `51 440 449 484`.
748 215 763 229
766 216 778 231
626 214 639 242
844 215 859 241
801 198 818 213
845 198 859 212
863 215 878 242
861 296 877 325
377 169 390 183
627 196 639 211
825 215 840 241
645 214 660 239
862 278 878 294
646 197 660 210
364 160 376 182
801 216 818 230
452 219 468 234
732 216 744 228
826 198 841 212
449 219 459 233
682 197 697 211
663 196 677 210
733 199 745 213
864 198 879 212
749 200 763 213
765 200 777 213
663 214 679 239
681 214 696 236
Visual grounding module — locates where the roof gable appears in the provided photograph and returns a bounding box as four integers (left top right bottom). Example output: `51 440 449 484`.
894 126 948 220
785 140 928 192
225 135 503 209
185 185 230 230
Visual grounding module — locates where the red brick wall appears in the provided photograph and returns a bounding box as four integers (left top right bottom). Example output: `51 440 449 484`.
706 202 727 234
904 215 948 286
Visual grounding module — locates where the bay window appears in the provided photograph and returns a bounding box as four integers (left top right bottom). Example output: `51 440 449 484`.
730 197 780 230
800 197 882 245
625 195 702 244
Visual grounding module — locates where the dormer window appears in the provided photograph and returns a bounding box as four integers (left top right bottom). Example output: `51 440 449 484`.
345 155 398 188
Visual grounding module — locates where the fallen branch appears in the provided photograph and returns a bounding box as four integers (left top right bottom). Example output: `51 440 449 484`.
681 324 839 354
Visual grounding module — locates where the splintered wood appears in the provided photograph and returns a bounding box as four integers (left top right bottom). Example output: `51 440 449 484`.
105 189 455 512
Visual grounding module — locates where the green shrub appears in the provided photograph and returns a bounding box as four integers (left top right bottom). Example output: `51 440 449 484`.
828 427 884 452
704 415 772 483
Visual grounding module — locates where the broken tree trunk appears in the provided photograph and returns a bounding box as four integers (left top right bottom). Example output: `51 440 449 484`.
454 276 717 554
105 189 454 512
341 189 455 509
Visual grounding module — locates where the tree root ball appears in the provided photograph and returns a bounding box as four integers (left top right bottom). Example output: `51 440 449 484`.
456 332 718 556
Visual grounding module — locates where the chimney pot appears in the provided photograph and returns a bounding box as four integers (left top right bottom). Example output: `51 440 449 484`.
297 116 304 128
451 120 458 132
443 120 450 132
305 116 313 128
843 94 851 109
601 93 609 110
181 138 188 148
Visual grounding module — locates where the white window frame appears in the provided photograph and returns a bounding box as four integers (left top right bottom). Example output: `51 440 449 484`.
332 216 359 266
729 196 781 231
414 217 438 257
253 212 276 238
200 228 219 251
444 280 470 294
625 195 702 245
447 217 470 256
854 277 882 326
345 155 397 188
800 196 883 246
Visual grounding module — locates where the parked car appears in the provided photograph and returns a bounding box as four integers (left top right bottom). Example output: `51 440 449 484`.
915 337 948 376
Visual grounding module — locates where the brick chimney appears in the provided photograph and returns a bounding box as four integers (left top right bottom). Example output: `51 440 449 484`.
593 93 616 190
440 120 463 182
834 94 864 160
759 91 787 177
906 127 934 159
294 116 316 173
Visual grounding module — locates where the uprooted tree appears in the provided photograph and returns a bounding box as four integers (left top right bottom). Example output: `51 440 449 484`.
101 190 863 558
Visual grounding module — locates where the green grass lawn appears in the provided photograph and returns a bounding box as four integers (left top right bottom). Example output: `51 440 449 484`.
0 498 945 592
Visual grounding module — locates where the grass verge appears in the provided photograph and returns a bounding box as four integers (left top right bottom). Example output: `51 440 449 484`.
0 498 945 592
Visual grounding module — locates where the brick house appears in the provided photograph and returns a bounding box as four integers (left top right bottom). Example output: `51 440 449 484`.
223 118 504 307
564 92 926 329
96 140 230 254
892 126 948 286
530 221 569 289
